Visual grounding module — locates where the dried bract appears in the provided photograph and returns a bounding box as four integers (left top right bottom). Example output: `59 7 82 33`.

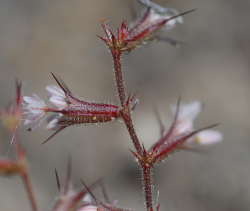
1 80 24 134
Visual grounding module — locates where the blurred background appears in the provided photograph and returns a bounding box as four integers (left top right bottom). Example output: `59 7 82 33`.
0 0 250 210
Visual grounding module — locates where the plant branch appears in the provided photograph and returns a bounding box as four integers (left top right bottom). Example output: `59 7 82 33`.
14 134 38 211
20 171 38 211
142 167 153 211
124 118 143 156
111 50 155 211
112 51 127 108
111 51 143 156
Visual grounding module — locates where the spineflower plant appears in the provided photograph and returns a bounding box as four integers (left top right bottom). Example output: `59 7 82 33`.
0 1 222 211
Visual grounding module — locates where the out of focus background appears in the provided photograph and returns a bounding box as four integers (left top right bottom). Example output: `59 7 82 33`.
0 0 250 210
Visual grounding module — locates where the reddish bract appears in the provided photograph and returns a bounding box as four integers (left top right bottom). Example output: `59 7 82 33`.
98 9 195 54
23 73 122 145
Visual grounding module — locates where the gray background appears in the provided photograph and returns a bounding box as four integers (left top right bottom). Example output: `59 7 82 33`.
0 0 250 210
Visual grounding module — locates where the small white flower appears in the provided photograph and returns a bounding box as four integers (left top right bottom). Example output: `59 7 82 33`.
46 85 65 98
171 101 202 134
77 205 98 211
149 8 183 30
171 101 222 145
23 94 48 130
194 129 223 145
78 194 98 211
46 86 68 108
82 194 92 204
171 101 202 124
50 96 68 108
47 118 60 130
176 121 193 134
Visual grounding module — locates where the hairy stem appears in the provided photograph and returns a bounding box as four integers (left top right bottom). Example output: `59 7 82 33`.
13 134 38 211
112 50 154 211
124 118 143 156
142 167 153 211
21 171 38 211
112 51 143 155
112 51 127 108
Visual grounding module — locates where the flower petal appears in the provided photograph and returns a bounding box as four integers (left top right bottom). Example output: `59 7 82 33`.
47 118 60 130
167 8 183 23
195 129 223 145
28 114 46 131
23 94 47 129
46 85 65 98
82 193 92 203
78 205 98 211
23 94 47 115
50 96 68 108
176 121 193 134
27 104 46 114
24 113 45 125
23 96 42 105
171 101 202 123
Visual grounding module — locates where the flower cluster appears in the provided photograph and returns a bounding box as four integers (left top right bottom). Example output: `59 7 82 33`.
98 3 194 53
170 101 222 145
52 158 129 211
23 73 121 144
23 73 138 144
52 159 90 211
130 99 222 168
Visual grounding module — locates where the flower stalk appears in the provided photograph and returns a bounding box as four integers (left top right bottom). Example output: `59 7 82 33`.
97 5 221 210
0 80 38 211
142 167 153 211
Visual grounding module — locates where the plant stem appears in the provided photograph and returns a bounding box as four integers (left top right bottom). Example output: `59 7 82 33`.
112 50 153 211
21 171 38 211
112 51 127 108
142 167 153 211
13 134 38 211
124 118 143 156
112 51 143 156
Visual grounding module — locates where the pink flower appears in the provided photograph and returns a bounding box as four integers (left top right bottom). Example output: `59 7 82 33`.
46 117 61 130
133 99 222 166
46 85 66 98
50 96 68 108
78 194 97 211
23 73 123 144
46 85 68 108
171 101 222 145
23 94 48 131
194 129 223 145
77 204 97 211
171 101 201 133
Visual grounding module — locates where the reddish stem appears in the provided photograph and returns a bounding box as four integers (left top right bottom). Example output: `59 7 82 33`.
142 167 153 211
112 51 127 108
20 171 38 211
13 134 38 211
111 50 155 211
124 118 143 156
111 51 143 156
